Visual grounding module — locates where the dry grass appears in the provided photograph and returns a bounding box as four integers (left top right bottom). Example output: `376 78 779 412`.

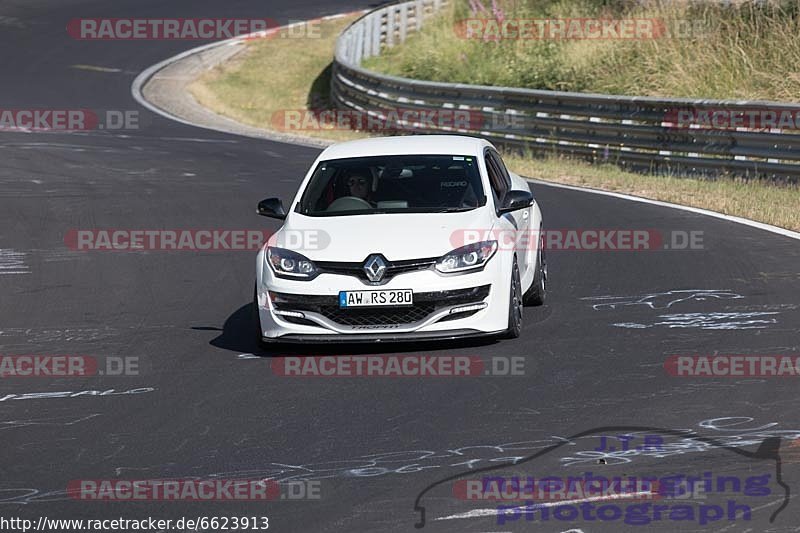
367 0 800 100
505 155 800 231
189 7 799 232
189 15 365 143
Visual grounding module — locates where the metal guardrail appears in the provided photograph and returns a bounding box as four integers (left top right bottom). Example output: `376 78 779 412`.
332 0 800 181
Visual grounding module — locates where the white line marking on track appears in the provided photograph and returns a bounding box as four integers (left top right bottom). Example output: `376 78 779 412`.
526 177 800 241
0 249 29 274
70 64 124 73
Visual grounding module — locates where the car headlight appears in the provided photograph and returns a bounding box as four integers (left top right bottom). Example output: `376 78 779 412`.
266 247 318 279
436 240 498 273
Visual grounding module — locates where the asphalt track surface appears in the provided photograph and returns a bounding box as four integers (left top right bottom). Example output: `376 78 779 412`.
1 0 799 532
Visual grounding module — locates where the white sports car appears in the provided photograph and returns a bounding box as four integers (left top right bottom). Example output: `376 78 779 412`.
254 135 546 344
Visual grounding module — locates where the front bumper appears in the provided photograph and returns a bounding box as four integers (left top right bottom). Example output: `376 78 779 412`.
256 256 511 341
261 329 499 344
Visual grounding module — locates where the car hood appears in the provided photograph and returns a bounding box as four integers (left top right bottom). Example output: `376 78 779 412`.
274 210 497 262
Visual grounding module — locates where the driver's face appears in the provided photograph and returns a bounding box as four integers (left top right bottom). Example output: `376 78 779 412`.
347 175 369 199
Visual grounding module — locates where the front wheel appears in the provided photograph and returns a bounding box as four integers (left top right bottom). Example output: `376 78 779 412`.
504 258 523 339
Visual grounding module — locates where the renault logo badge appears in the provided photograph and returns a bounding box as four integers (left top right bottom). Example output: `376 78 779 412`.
363 254 387 282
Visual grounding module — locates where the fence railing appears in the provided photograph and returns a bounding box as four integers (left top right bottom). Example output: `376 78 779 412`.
332 0 800 181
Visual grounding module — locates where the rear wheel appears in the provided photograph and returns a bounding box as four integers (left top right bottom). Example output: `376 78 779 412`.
523 234 547 306
504 258 523 338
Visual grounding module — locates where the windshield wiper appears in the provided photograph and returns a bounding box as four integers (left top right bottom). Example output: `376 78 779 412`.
433 207 476 212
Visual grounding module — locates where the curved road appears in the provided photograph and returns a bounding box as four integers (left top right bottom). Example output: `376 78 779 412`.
1 0 799 531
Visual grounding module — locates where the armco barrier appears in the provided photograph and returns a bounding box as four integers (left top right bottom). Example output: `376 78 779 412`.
331 0 800 181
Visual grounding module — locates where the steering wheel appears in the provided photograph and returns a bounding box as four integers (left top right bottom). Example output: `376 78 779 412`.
326 196 373 212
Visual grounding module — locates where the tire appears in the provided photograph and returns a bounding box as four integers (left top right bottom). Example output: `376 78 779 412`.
523 233 547 306
504 258 523 339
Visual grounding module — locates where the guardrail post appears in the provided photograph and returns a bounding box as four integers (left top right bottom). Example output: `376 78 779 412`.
358 20 366 61
399 4 408 42
386 7 395 47
372 10 382 56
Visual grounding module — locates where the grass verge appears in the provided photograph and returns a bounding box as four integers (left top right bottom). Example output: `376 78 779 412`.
505 155 799 231
189 11 800 232
189 15 365 143
365 0 800 101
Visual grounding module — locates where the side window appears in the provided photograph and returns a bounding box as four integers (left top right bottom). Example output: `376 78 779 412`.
484 150 509 209
484 154 503 206
489 150 512 186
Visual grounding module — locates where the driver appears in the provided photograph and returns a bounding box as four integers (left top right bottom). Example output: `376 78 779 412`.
345 170 373 202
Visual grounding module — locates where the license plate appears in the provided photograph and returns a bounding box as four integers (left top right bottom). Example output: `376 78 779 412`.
339 289 413 308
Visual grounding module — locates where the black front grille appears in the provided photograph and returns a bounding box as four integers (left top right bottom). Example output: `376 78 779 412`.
315 257 436 283
318 304 436 326
271 285 490 328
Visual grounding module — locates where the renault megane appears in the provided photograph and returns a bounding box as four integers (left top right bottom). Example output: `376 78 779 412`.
254 135 546 344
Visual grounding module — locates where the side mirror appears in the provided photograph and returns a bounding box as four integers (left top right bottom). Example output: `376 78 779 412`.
498 190 533 214
257 197 287 220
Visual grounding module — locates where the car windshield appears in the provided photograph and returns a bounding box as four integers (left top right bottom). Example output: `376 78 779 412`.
297 154 486 216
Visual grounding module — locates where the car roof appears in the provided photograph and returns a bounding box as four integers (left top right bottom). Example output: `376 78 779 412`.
317 135 493 161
